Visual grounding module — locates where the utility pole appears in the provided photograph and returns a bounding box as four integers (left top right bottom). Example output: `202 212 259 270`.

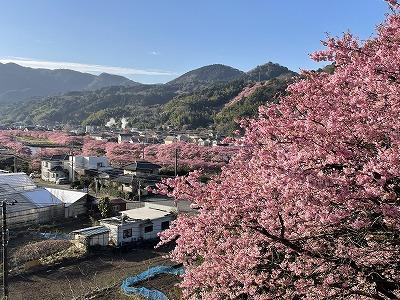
142 140 145 160
1 201 8 300
138 180 141 202
70 145 74 183
131 174 134 200
174 148 178 177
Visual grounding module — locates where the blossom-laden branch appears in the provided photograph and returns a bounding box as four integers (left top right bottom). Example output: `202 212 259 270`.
157 6 400 300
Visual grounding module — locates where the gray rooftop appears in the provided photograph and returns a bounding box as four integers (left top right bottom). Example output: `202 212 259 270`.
123 161 161 172
71 226 109 237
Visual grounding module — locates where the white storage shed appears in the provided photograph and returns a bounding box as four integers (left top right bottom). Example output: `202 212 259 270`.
99 207 174 246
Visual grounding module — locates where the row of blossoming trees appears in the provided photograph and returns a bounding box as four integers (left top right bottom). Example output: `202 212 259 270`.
82 138 236 169
0 130 82 170
0 130 237 172
156 2 400 299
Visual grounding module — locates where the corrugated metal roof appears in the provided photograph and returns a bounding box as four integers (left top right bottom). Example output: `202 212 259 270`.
0 185 38 212
0 173 36 191
72 226 109 237
22 188 63 208
45 188 86 207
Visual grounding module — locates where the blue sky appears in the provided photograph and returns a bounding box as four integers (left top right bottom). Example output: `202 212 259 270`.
0 0 390 83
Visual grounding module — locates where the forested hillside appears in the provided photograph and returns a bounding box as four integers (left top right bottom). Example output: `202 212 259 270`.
0 62 298 133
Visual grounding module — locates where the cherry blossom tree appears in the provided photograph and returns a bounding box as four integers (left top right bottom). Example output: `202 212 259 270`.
158 4 400 299
225 81 265 108
145 142 237 170
81 138 108 156
105 142 144 165
0 131 31 156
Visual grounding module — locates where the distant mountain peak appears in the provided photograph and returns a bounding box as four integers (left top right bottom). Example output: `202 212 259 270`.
246 62 297 81
168 64 245 86
0 63 140 103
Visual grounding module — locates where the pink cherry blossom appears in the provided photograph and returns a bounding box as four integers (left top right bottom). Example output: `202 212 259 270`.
157 7 400 300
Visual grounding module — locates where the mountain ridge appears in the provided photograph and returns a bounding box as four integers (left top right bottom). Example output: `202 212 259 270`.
0 62 140 103
0 61 299 134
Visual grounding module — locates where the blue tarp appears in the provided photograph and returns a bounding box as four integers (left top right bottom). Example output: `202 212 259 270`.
121 265 184 300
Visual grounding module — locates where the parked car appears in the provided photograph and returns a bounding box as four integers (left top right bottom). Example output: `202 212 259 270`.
56 177 69 185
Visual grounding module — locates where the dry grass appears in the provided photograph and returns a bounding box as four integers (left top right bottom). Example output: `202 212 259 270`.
12 240 72 265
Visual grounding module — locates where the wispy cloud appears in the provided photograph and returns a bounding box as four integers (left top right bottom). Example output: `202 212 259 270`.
149 51 159 56
0 56 175 76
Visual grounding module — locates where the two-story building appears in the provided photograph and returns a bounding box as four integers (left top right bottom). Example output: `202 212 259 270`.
41 155 69 183
111 161 162 195
67 156 111 181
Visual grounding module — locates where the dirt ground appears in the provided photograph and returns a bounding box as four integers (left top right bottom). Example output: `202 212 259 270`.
92 273 182 300
5 215 182 300
9 244 181 300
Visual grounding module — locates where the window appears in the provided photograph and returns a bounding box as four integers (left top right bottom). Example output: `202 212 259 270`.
123 228 132 238
144 225 153 233
161 221 170 230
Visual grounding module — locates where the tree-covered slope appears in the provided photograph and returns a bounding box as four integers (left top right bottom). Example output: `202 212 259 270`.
0 62 298 133
168 64 245 85
214 78 294 133
246 62 297 81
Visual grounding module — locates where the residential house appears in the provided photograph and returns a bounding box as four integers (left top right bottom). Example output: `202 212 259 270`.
122 195 196 214
99 206 174 246
69 127 84 135
67 156 111 181
164 135 177 144
96 168 124 187
113 174 160 195
114 161 161 196
123 161 161 176
41 155 69 183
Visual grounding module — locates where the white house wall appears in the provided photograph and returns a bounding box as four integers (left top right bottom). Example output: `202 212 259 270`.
118 222 142 245
142 216 172 240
